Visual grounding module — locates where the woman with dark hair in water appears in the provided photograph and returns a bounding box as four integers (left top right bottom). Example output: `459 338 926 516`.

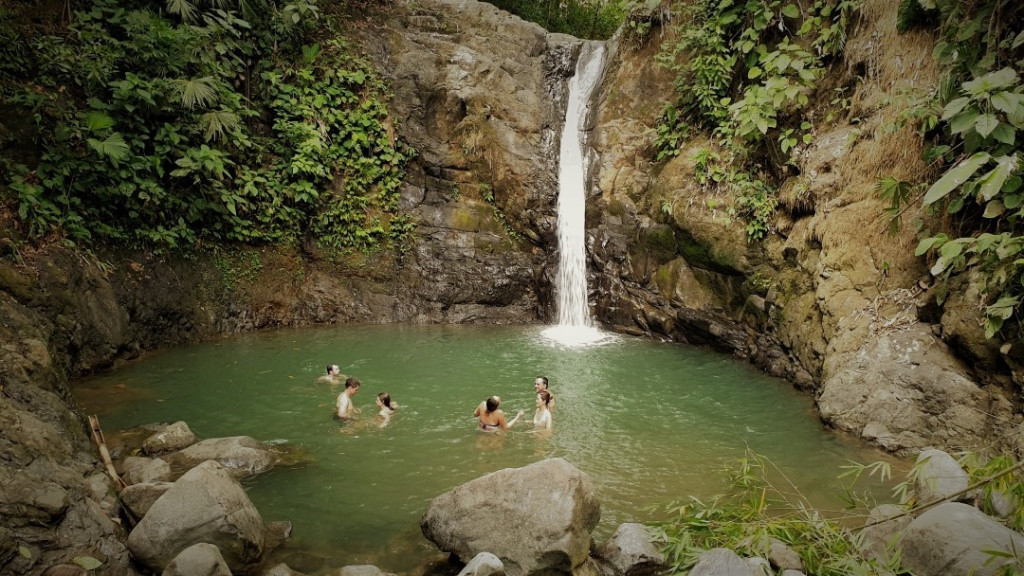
376 392 397 427
473 395 523 432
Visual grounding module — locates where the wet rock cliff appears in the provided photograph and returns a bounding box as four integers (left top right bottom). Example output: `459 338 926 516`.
1 0 1022 573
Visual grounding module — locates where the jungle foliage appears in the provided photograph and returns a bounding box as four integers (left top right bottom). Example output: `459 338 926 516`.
885 0 1023 344
0 0 413 252
651 0 861 239
651 450 1024 575
485 0 628 40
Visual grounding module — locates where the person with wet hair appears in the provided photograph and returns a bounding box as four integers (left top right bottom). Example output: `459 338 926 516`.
473 395 523 432
376 392 396 416
319 364 342 383
533 390 553 429
335 377 361 419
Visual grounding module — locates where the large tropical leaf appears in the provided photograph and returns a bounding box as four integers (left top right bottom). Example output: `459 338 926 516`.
923 152 991 205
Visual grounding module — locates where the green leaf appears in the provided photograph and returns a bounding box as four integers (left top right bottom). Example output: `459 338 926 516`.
87 133 130 164
930 256 950 276
974 114 999 138
941 97 970 120
174 76 220 110
977 155 1019 201
18 546 31 559
990 123 1016 145
915 234 947 256
782 4 799 18
991 91 1023 116
748 67 762 79
73 556 104 570
949 110 979 135
1014 30 1024 49
982 199 1005 218
963 68 1018 95
939 239 964 259
84 111 115 132
923 152 991 205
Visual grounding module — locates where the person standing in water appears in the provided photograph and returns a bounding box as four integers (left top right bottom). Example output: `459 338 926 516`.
534 375 556 410
474 396 524 432
336 377 361 419
533 390 553 429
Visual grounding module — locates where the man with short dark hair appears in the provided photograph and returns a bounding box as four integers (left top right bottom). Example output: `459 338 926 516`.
336 377 361 419
534 375 555 411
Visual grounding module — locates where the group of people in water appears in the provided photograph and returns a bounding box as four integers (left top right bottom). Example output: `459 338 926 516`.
322 364 555 431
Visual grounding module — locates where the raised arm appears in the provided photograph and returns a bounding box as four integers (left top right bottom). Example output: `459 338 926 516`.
504 409 525 428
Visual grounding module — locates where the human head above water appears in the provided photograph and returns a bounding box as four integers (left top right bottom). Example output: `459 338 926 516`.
537 390 552 406
345 377 361 390
327 364 340 376
376 392 392 409
534 376 549 391
485 396 500 412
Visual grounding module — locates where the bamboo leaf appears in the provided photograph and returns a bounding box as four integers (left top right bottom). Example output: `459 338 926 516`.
73 556 104 570
923 152 991 205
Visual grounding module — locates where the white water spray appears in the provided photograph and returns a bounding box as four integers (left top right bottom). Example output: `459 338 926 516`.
542 42 615 348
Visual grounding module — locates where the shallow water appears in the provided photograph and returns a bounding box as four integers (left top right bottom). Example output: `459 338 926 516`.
73 324 901 574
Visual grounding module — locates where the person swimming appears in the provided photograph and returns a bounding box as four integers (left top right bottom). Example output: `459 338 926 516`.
473 395 523 432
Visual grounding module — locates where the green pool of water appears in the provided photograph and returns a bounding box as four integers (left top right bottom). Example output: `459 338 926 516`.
73 324 899 574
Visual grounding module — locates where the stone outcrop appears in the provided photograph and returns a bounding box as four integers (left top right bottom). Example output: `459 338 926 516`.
420 458 600 576
162 543 233 576
901 502 1024 576
142 421 198 455
127 460 266 574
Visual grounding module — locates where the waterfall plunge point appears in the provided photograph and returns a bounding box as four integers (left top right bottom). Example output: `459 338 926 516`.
541 43 617 349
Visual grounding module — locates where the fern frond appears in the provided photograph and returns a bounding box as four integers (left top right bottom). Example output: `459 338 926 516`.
166 0 200 22
174 76 220 110
88 133 130 164
200 109 239 141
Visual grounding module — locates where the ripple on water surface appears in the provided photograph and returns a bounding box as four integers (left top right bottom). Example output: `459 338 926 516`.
73 324 901 574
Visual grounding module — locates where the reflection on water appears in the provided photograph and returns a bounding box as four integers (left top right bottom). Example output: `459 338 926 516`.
73 324 903 574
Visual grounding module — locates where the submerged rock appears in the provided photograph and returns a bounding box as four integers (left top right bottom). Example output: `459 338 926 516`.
163 436 276 478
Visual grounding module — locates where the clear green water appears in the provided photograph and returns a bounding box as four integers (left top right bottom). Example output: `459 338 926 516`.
73 324 899 574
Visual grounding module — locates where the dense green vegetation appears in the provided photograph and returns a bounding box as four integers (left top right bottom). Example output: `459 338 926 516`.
485 0 628 40
0 0 413 252
651 451 1024 575
883 0 1023 343
651 0 861 239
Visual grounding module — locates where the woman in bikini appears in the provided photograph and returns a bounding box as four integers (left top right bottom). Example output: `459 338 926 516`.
473 395 523 432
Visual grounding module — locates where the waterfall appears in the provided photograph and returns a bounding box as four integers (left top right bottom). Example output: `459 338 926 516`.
542 42 614 347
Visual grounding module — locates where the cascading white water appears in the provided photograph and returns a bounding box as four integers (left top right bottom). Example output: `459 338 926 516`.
542 42 615 347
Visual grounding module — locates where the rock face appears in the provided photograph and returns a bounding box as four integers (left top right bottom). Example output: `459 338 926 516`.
584 0 1020 454
420 458 600 576
127 460 266 574
901 502 1024 576
593 523 665 576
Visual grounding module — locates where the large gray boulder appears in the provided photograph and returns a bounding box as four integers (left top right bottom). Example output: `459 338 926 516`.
164 436 276 478
913 449 970 504
859 504 910 565
901 502 1024 576
161 543 231 576
127 460 265 573
421 458 600 576
818 326 1012 454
